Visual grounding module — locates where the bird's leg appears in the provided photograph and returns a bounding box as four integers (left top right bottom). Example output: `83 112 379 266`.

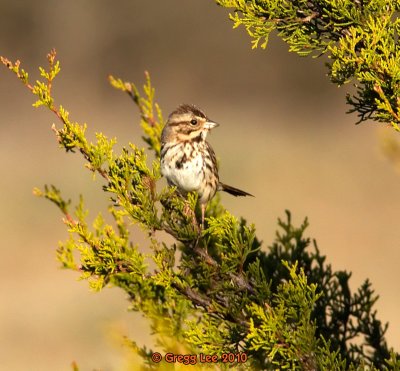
200 203 209 253
201 203 206 230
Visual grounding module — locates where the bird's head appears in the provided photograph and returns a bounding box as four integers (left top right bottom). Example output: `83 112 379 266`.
161 104 218 143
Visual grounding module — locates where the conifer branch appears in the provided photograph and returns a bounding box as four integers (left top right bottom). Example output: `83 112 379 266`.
215 0 400 130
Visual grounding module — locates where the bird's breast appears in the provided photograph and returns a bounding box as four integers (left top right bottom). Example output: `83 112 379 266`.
161 142 204 192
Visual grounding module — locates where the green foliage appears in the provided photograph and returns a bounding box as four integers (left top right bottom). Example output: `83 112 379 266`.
215 0 400 130
2 50 399 370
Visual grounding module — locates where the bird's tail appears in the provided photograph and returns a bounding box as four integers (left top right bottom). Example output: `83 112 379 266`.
219 182 254 197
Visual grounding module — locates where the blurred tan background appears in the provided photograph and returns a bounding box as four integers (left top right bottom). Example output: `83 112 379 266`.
1 1 399 369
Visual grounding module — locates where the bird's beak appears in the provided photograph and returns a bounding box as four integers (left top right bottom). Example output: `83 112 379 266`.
204 120 219 130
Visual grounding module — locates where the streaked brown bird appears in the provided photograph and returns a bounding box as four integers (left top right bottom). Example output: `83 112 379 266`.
160 104 253 227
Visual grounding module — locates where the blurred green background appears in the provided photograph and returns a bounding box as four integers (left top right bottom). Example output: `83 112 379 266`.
1 1 399 369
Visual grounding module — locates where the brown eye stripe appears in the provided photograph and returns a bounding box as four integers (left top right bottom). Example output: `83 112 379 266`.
167 121 184 127
169 120 199 127
168 122 201 135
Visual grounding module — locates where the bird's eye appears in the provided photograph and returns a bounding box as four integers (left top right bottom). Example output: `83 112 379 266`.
190 119 198 125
